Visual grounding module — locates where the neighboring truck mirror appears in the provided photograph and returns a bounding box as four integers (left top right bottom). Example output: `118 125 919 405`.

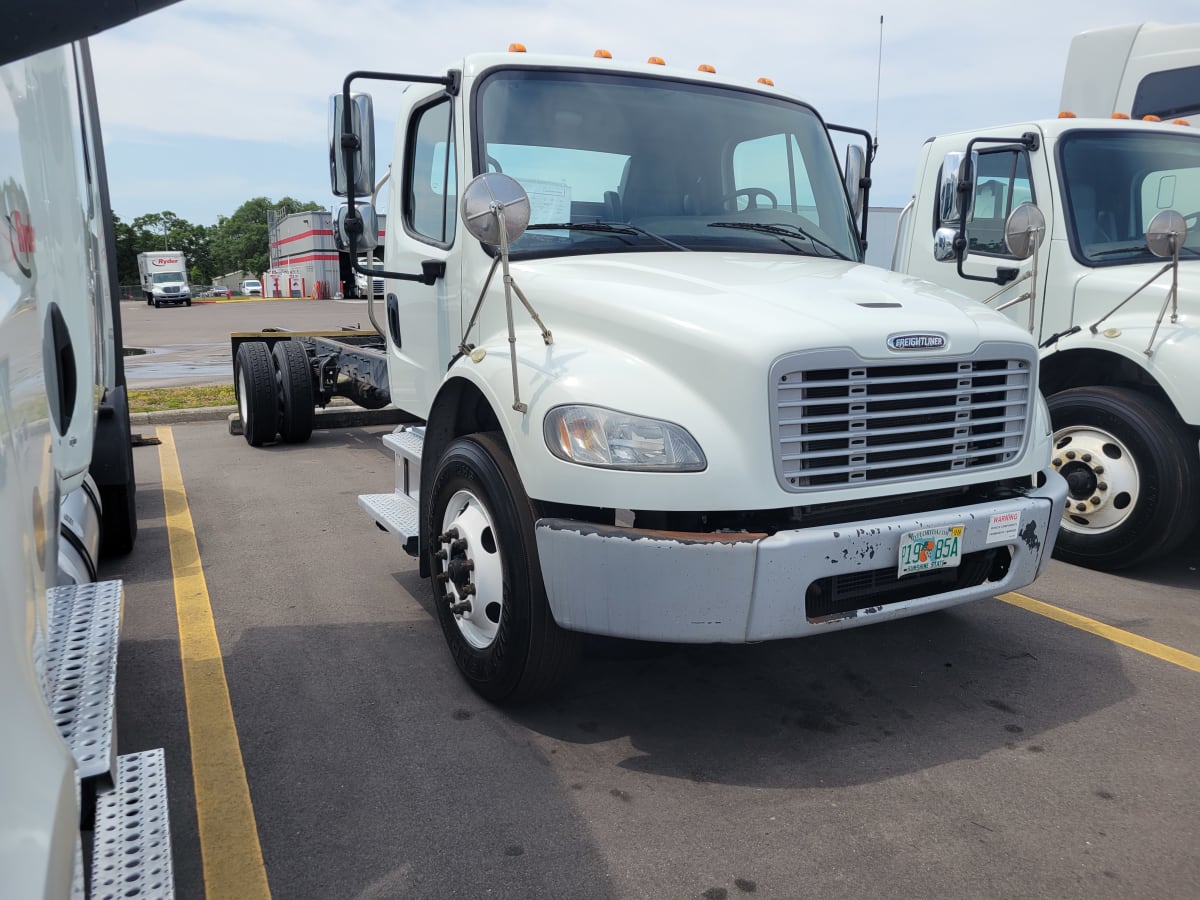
843 145 865 220
1145 209 1187 258
460 173 531 246
1003 203 1047 260
329 93 376 197
337 202 379 252
938 150 977 224
933 227 958 262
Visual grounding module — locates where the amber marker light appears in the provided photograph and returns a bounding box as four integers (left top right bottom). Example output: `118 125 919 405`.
1112 112 1130 119
698 64 716 73
508 42 527 52
647 56 666 65
1174 119 1191 126
1142 115 1162 122
757 77 775 86
594 49 612 58
1058 111 1077 118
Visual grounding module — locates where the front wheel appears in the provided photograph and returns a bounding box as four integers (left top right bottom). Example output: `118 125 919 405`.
427 433 578 703
1047 386 1199 570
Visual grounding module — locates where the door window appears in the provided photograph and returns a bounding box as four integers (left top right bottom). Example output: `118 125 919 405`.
406 99 456 245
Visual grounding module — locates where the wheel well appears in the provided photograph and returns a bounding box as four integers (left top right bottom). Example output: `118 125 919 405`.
417 378 505 576
1040 349 1170 407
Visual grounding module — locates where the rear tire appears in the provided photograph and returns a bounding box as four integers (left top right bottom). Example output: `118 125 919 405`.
272 340 314 444
234 341 278 446
1047 386 1199 570
427 432 579 703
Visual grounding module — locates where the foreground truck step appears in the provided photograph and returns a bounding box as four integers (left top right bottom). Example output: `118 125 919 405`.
359 427 424 555
91 749 174 900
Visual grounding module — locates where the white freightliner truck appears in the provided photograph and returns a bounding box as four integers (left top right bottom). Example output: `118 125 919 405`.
2 2 174 894
232 48 1067 702
137 250 191 307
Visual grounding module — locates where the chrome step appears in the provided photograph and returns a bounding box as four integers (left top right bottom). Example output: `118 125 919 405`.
358 491 420 554
44 580 122 781
91 749 174 899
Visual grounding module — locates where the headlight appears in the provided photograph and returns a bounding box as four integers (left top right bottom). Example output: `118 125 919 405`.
543 405 706 471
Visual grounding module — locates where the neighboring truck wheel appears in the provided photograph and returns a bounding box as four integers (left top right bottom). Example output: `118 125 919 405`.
96 386 138 557
272 340 314 444
1047 386 1200 570
234 341 278 446
427 432 579 703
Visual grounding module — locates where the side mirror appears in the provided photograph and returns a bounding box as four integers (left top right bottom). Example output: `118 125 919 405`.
337 202 379 253
1145 209 1187 258
933 227 958 262
460 173 530 247
1003 203 1047 260
329 93 376 197
843 145 865 220
938 150 978 224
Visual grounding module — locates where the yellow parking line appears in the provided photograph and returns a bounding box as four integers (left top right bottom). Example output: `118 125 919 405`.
158 427 272 899
998 591 1200 673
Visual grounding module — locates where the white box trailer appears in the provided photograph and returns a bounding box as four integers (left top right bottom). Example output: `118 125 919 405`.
137 250 192 307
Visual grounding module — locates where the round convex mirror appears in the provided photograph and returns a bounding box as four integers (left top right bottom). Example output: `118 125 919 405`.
460 173 531 246
1003 202 1047 260
1145 210 1187 259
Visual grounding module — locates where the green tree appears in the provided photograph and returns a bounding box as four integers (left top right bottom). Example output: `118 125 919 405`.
209 196 324 278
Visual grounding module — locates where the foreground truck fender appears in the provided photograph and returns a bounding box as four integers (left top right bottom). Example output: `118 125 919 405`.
232 48 1067 702
893 116 1200 570
2 11 175 895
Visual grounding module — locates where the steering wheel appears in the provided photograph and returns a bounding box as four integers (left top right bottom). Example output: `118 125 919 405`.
487 155 503 174
724 187 778 211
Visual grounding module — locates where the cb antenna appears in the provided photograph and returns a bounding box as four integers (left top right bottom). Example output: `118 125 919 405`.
873 14 883 159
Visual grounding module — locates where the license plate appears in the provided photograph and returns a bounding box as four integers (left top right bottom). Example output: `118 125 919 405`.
898 525 964 577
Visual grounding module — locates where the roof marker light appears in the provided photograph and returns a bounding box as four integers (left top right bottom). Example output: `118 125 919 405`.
594 49 612 59
1142 114 1162 122
757 77 775 86
698 64 716 73
508 43 527 53
1112 112 1130 119
1174 118 1192 126
1058 110 1077 118
647 56 665 65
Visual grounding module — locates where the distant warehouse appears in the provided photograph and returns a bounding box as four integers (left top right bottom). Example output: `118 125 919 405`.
268 209 386 298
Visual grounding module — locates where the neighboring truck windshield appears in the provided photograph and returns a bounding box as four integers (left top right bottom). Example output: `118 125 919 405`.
152 272 182 282
467 69 860 261
1060 130 1200 263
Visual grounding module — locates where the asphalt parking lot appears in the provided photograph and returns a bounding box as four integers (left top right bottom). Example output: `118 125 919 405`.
106 298 1199 899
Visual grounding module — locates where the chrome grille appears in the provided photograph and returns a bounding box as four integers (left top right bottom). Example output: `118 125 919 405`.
771 344 1034 491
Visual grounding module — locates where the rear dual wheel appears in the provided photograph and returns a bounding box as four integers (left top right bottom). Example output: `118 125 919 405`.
234 340 315 446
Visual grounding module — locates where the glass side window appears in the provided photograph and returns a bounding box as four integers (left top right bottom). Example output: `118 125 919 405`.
1132 66 1200 121
966 150 1033 257
732 133 818 217
406 99 456 245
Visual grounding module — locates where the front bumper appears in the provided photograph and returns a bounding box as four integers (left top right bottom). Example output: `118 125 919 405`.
534 470 1067 642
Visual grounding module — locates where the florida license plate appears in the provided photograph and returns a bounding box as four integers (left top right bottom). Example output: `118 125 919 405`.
898 525 964 577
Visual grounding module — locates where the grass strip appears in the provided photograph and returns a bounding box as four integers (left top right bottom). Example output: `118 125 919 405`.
128 384 235 413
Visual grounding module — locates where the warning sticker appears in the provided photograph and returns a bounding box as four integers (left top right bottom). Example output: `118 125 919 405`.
986 511 1022 544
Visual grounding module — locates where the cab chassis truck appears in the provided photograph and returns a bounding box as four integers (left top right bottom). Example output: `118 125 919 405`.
232 48 1068 703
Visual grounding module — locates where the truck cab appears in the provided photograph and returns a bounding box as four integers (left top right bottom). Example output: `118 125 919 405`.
317 48 1068 701
894 116 1200 570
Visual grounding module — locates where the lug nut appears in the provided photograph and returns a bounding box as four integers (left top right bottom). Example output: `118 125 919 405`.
450 539 468 554
1052 458 1063 467
1090 496 1101 506
1081 453 1092 463
1066 451 1077 460
449 600 472 615
1094 466 1104 475
1075 502 1088 512
437 530 458 543
1097 482 1108 491
435 572 450 585
460 584 477 596
434 549 447 561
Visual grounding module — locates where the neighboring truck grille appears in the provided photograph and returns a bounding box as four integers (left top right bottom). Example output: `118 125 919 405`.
770 343 1034 490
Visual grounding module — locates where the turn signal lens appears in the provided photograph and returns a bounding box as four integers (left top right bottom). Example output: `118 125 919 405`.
544 406 706 471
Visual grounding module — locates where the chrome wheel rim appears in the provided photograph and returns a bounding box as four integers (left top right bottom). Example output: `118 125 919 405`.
437 489 503 649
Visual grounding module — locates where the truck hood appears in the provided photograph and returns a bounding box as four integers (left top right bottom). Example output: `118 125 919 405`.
1071 260 1198 325
512 252 1032 360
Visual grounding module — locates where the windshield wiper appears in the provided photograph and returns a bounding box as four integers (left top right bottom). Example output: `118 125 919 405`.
707 221 851 261
526 221 690 251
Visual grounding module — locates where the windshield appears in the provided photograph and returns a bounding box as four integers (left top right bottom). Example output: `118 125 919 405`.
474 68 861 261
1059 130 1200 264
245 280 261 288
152 272 183 283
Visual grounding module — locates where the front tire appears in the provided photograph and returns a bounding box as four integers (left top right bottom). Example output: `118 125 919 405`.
234 341 278 446
427 433 578 703
1047 386 1199 570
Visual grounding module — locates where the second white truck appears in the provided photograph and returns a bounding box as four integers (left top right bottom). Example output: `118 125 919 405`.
137 249 191 307
236 47 1067 701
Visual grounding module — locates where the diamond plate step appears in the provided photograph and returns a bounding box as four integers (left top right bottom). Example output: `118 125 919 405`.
44 580 122 781
359 492 420 554
382 426 424 458
91 749 174 900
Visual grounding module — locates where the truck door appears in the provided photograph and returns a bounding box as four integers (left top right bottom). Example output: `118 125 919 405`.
384 91 461 417
910 137 1055 338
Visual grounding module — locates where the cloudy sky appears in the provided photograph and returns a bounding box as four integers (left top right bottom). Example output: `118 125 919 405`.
90 0 1200 226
